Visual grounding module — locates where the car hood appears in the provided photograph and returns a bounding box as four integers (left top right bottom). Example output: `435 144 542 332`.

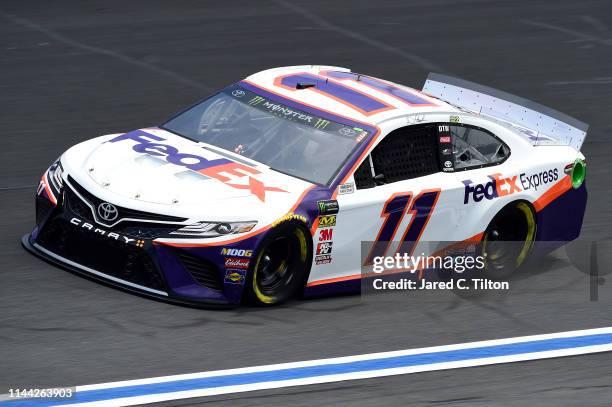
62 128 314 221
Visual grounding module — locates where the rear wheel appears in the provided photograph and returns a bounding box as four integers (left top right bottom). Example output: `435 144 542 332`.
482 201 536 279
247 221 311 306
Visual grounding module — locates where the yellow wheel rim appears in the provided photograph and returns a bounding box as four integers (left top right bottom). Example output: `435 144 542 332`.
252 228 308 304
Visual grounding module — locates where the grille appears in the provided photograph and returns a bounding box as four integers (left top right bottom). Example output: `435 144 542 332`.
63 184 180 240
67 176 187 224
173 249 223 291
118 224 177 240
64 186 94 221
36 216 167 292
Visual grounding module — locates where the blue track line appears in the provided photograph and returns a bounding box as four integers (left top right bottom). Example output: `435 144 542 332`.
4 333 612 406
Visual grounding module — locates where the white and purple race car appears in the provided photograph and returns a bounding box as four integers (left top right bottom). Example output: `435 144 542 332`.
24 65 588 306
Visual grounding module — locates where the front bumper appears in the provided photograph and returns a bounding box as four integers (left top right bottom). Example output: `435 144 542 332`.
22 232 235 308
25 182 259 307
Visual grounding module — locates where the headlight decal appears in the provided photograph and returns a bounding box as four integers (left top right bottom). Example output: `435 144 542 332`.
170 221 257 238
37 159 65 205
40 159 64 204
37 173 56 205
48 160 64 193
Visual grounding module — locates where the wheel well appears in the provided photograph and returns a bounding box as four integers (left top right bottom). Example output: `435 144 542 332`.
482 199 538 273
483 199 538 244
487 200 536 230
256 218 314 295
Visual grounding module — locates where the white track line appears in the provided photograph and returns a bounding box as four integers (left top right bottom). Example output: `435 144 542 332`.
3 327 612 406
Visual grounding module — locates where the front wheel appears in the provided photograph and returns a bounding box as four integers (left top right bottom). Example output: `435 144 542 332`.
247 221 311 306
482 201 537 279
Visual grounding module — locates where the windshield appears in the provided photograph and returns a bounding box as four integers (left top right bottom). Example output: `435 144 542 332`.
161 84 369 185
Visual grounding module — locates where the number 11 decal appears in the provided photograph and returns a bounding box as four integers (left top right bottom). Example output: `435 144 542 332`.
364 189 441 265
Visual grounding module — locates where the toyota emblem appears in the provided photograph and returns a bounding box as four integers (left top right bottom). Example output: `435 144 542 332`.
97 202 118 222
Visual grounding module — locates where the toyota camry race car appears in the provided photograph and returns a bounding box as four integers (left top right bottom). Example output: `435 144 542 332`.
23 66 588 306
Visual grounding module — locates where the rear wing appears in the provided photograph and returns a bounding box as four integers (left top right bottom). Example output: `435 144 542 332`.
422 73 588 150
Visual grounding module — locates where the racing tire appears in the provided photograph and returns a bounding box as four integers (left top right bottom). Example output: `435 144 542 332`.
482 201 537 279
246 220 312 306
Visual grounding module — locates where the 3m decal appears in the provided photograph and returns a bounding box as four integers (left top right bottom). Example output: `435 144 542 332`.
221 248 253 257
318 215 337 228
364 190 440 265
109 131 286 202
318 228 333 242
274 72 393 116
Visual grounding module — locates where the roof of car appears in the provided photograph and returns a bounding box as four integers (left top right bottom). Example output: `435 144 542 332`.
243 65 458 125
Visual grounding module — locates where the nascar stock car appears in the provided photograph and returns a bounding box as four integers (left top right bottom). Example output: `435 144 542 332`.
23 65 588 306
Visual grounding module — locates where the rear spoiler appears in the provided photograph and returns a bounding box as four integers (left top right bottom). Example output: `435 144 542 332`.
422 73 588 150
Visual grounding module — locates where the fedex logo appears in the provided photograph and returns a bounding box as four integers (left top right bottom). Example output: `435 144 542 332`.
110 131 232 171
109 131 286 201
463 174 521 204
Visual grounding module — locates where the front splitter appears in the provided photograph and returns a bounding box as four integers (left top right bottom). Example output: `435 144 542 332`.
21 234 235 309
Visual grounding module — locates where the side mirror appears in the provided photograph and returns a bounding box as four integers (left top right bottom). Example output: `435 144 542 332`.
374 173 386 186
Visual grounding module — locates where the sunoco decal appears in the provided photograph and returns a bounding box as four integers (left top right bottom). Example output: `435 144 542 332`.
224 269 246 285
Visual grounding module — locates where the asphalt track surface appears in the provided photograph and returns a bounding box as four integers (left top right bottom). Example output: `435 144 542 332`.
2 0 612 405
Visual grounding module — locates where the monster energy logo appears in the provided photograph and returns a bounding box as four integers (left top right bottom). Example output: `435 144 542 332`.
314 118 330 129
248 96 265 106
317 200 339 215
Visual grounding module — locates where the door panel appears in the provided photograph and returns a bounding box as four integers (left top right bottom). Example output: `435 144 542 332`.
308 172 465 284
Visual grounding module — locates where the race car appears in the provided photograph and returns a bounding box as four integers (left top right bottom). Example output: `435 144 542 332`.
23 65 588 306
